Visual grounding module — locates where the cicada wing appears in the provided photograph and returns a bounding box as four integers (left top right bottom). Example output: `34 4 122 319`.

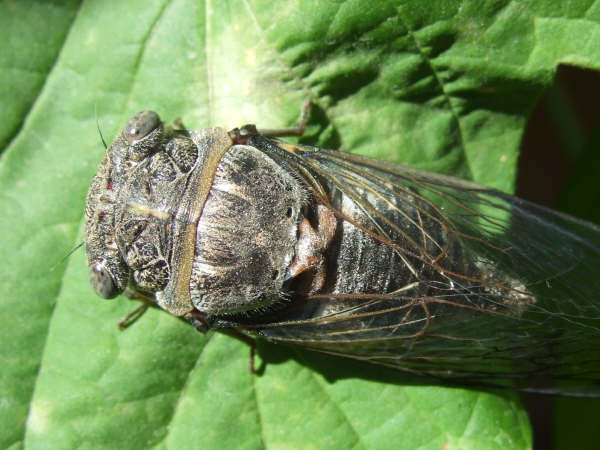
225 141 600 395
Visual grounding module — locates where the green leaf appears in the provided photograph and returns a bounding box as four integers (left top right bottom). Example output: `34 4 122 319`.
4 0 600 448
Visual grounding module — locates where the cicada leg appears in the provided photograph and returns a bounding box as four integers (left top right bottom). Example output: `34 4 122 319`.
258 100 313 138
229 101 314 145
185 309 261 374
118 288 156 330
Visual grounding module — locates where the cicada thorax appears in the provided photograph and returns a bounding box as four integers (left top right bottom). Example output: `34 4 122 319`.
190 144 308 315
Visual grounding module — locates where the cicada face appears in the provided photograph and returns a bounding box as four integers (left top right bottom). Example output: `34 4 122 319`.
85 111 166 300
85 111 600 397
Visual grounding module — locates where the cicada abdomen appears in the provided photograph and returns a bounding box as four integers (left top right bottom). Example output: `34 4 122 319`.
85 111 600 396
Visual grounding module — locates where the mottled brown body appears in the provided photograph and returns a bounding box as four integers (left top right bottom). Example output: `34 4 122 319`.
191 144 306 314
86 113 316 318
85 111 600 396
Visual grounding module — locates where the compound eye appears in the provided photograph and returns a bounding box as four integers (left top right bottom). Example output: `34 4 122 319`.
125 111 160 144
89 262 122 299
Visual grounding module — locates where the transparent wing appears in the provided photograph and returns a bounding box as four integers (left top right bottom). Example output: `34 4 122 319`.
221 139 600 396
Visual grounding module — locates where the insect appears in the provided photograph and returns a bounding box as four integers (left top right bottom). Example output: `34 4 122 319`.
85 108 600 396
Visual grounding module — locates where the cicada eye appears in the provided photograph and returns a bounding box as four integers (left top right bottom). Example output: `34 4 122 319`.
124 111 160 144
89 262 123 299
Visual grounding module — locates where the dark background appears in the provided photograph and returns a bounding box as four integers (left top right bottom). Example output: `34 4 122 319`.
518 65 600 450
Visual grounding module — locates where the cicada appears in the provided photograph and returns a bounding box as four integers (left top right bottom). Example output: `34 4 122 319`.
84 109 600 396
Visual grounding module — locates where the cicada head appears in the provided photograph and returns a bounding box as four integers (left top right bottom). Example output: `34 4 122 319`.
84 111 166 299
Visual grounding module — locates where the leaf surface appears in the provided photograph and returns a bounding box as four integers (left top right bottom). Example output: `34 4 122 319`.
4 1 600 448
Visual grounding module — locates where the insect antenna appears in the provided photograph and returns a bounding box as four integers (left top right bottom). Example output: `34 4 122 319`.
49 241 85 272
94 104 108 150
